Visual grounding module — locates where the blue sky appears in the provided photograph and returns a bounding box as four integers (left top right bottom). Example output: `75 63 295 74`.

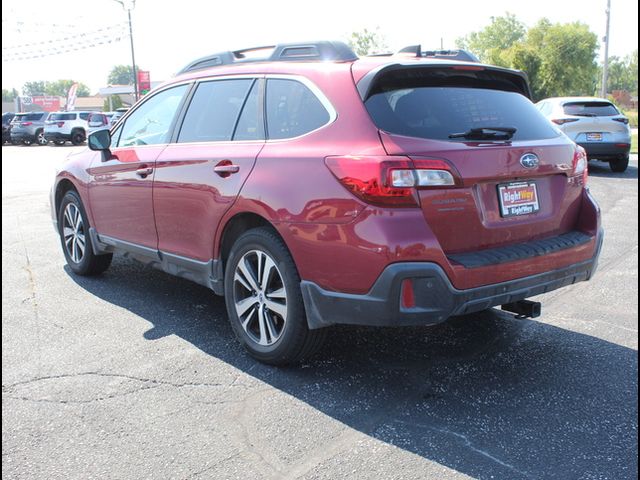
2 0 638 93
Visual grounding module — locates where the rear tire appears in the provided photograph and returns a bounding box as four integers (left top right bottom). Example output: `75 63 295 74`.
36 130 47 146
54 140 66 146
71 130 85 145
224 227 326 365
610 155 629 173
58 190 112 276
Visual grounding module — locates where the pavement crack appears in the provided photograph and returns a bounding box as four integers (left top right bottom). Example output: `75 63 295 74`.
395 420 533 479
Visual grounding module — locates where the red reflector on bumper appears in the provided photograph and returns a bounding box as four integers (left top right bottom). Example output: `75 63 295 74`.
401 278 415 309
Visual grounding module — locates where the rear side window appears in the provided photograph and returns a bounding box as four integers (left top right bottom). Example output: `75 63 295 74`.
365 69 560 142
265 79 330 139
563 101 619 117
24 113 47 121
178 79 253 143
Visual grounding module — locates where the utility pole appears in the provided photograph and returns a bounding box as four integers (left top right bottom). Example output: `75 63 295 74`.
601 0 611 98
114 0 138 102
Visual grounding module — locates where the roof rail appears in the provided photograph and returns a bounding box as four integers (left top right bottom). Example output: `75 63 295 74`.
177 41 358 75
396 45 480 63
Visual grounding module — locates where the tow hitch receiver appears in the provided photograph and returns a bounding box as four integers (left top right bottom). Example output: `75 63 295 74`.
501 300 542 319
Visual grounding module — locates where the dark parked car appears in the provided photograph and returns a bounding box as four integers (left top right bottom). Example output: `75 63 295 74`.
2 112 16 144
51 41 603 365
10 111 49 145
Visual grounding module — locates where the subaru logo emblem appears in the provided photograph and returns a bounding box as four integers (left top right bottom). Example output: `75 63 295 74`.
520 153 539 169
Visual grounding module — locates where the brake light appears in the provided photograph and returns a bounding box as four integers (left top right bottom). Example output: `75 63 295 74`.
21 122 33 126
552 118 579 125
613 118 629 124
325 156 460 207
572 145 588 185
57 122 65 128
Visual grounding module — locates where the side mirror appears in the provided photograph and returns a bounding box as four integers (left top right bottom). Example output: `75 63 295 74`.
88 129 112 151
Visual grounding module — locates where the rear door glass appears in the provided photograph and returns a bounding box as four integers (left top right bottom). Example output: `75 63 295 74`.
365 69 560 142
563 102 619 117
178 79 253 143
265 79 330 139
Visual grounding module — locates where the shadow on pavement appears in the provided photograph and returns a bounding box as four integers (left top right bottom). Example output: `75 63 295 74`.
587 161 638 179
66 259 638 479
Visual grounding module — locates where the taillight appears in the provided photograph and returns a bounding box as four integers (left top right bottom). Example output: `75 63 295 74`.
21 121 33 126
57 122 65 128
552 118 580 125
613 117 629 124
572 145 588 185
324 156 459 207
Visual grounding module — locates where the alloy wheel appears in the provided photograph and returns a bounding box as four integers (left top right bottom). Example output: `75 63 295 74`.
62 203 86 264
233 249 287 346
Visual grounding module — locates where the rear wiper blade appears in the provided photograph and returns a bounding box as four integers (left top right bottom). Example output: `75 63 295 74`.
449 126 517 140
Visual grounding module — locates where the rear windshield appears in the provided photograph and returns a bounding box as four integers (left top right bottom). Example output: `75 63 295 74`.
15 113 47 121
49 113 76 121
365 69 560 142
563 101 619 117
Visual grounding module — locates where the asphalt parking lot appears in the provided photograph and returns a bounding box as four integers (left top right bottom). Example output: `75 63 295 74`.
2 145 638 480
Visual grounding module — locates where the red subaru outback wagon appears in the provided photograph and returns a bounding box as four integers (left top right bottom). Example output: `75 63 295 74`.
51 41 602 365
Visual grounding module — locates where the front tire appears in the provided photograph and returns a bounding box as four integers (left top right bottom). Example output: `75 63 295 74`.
610 155 629 173
58 191 112 275
36 130 47 146
224 227 326 365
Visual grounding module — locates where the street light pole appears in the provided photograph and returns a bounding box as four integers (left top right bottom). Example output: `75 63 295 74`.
601 0 611 98
115 0 138 102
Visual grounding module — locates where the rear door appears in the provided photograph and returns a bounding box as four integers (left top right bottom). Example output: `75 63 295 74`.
364 66 582 254
88 84 190 248
153 77 264 261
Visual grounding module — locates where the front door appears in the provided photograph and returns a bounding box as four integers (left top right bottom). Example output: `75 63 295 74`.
88 84 190 248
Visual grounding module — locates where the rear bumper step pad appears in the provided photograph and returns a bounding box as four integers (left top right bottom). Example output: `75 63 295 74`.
447 231 592 269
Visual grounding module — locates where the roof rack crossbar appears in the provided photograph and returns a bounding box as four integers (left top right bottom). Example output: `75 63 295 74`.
396 45 480 63
177 41 358 75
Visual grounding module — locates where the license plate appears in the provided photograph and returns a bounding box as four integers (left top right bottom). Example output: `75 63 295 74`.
498 182 540 217
586 132 603 142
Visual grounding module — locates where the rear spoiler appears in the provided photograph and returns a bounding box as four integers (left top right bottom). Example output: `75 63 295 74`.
356 63 533 101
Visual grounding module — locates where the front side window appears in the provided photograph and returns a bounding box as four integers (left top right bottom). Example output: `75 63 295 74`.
178 79 254 143
118 84 188 147
265 79 331 139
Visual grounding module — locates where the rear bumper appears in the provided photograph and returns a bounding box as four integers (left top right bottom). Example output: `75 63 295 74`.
578 142 630 159
301 229 603 329
10 132 37 142
44 132 72 141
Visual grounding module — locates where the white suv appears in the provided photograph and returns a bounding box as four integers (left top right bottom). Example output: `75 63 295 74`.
536 97 632 172
44 111 92 145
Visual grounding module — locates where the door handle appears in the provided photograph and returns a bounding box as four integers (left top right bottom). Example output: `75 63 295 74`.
214 163 240 177
135 167 153 178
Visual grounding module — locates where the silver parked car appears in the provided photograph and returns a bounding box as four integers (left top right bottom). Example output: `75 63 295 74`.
536 97 631 172
9 111 50 146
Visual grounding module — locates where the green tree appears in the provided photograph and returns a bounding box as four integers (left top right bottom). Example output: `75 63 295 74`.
347 28 388 56
22 81 47 96
108 64 141 85
2 88 19 102
604 50 638 95
44 80 90 97
103 95 124 111
22 80 90 97
525 20 598 100
458 14 599 101
456 13 526 66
